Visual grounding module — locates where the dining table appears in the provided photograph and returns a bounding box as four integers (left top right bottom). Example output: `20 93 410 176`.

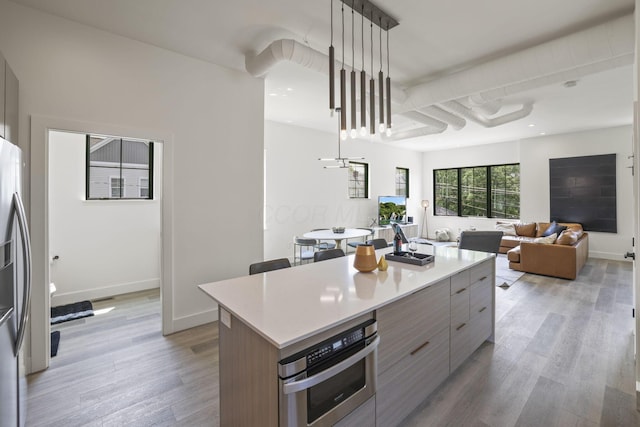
302 228 373 250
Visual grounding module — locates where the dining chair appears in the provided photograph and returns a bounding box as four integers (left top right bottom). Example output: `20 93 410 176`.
347 228 374 252
249 258 292 275
366 238 390 250
293 237 317 265
313 248 345 262
458 230 503 254
310 228 337 250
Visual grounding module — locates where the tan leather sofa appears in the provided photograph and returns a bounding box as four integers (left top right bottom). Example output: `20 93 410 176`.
504 222 588 280
498 222 582 254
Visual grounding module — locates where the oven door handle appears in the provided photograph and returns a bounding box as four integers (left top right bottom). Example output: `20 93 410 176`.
282 335 380 395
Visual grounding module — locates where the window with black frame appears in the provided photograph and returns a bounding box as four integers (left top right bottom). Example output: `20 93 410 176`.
86 135 154 200
434 168 458 216
348 162 368 199
434 163 519 218
395 167 409 197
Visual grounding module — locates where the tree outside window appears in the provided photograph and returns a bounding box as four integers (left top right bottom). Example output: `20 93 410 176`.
434 164 519 218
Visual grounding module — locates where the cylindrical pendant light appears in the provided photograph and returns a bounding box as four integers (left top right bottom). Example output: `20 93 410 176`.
329 0 334 111
340 3 347 140
359 5 366 136
378 19 385 133
369 20 375 135
350 3 357 138
385 24 392 136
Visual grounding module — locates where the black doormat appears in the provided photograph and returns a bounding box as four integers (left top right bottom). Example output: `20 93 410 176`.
51 331 60 357
51 301 94 325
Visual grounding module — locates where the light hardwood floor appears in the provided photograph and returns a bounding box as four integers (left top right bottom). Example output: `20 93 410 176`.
27 258 639 426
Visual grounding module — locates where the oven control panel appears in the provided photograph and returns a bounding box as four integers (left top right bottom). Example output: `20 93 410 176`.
307 328 364 366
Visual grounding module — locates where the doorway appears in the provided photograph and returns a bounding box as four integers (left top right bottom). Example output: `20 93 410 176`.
47 130 162 358
27 116 174 374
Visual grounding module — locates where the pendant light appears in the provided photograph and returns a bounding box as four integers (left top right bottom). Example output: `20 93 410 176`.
327 1 398 140
329 0 335 111
319 107 364 168
369 19 375 135
359 4 367 136
340 3 347 140
378 18 385 133
385 23 392 136
350 1 357 139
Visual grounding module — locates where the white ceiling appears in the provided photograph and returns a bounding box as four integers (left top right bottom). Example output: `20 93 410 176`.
11 0 636 151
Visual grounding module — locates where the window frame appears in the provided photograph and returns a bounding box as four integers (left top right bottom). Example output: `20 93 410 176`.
139 177 150 198
348 161 369 199
395 167 409 197
86 134 154 200
433 163 520 219
109 176 125 199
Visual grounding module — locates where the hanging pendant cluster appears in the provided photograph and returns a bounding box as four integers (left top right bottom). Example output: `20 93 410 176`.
329 0 398 140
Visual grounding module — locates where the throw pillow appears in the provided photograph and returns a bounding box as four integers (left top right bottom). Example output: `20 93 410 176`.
534 233 557 244
435 229 450 242
556 230 578 245
514 222 536 237
495 222 516 236
542 221 567 237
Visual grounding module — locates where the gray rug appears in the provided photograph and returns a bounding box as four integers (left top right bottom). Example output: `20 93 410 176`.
495 254 524 288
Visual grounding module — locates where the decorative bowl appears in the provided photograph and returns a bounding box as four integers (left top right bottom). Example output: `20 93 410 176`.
332 226 346 234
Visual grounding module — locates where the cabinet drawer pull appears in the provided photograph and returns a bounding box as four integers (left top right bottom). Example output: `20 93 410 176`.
456 323 466 331
479 276 487 281
479 306 487 313
410 341 430 356
455 287 467 294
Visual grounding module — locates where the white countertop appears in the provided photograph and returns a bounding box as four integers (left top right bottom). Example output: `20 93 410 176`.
198 245 493 349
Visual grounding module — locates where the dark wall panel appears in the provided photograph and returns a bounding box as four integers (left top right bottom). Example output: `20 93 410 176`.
549 154 616 233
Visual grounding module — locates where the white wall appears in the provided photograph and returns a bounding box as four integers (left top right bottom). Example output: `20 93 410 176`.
49 130 161 305
422 125 633 260
0 0 264 342
265 120 423 260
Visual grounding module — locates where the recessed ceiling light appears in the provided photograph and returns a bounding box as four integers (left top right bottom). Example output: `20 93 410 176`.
269 93 278 97
286 87 293 91
528 124 535 127
540 132 546 135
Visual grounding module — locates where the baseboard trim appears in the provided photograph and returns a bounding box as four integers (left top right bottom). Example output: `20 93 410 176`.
589 251 632 261
51 278 160 306
168 308 218 335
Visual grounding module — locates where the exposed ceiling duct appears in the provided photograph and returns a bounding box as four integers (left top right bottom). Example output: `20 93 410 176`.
400 13 634 112
245 39 407 103
418 106 466 130
441 101 534 128
245 12 633 142
400 111 447 132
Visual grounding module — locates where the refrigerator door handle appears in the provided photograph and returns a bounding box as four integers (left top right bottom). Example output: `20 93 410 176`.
13 192 32 353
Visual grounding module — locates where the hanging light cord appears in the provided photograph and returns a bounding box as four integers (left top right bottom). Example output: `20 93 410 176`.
330 0 333 46
351 2 354 68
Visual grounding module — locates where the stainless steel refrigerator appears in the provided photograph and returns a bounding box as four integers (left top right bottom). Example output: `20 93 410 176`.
0 136 32 427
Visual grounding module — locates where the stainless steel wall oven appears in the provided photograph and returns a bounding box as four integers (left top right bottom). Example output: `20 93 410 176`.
278 319 379 426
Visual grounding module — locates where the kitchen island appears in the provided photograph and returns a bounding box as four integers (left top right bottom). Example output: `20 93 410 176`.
199 244 495 426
